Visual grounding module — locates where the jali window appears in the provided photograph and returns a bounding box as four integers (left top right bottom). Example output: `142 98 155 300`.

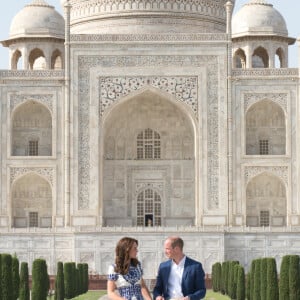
137 128 160 159
29 140 38 156
137 188 161 226
260 210 270 226
29 212 38 227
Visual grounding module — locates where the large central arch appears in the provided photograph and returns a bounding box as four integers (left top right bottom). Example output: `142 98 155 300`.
100 87 198 226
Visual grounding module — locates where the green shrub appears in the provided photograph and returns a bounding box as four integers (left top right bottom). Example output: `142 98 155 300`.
83 263 89 293
249 259 256 300
236 265 245 300
221 261 227 294
11 254 19 300
19 262 29 300
214 262 222 292
253 258 261 300
279 255 290 300
54 261 64 300
266 257 279 300
31 258 49 300
246 272 251 300
64 262 75 299
77 263 85 295
260 258 268 300
1 253 13 300
289 255 300 300
228 261 239 299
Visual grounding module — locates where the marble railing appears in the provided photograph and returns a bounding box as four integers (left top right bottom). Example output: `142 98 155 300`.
1 224 300 234
0 70 64 78
232 68 299 78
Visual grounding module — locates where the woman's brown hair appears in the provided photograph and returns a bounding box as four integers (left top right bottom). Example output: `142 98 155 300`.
114 237 139 275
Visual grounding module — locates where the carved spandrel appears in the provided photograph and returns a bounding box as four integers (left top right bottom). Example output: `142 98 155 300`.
244 166 288 186
99 76 198 116
10 167 54 186
10 94 54 114
244 93 288 113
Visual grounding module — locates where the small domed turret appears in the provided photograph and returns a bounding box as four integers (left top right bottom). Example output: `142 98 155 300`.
231 0 295 69
1 0 65 70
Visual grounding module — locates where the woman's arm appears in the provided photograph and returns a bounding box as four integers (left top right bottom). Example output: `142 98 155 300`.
107 280 126 300
141 278 152 300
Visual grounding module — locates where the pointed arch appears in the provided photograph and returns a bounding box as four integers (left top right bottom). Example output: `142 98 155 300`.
11 100 52 156
28 48 45 70
101 87 197 227
275 47 285 68
233 48 246 69
246 172 286 227
245 100 286 155
137 188 161 226
51 49 63 69
11 49 22 70
252 46 269 68
11 172 52 228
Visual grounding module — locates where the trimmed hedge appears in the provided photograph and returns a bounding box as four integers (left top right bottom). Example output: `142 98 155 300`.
19 262 29 300
12 254 19 300
289 255 300 300
236 265 245 300
266 257 279 300
54 261 64 300
260 257 268 300
31 258 50 300
2 253 13 300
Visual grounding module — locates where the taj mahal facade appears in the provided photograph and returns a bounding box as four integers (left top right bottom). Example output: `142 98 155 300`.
0 0 300 277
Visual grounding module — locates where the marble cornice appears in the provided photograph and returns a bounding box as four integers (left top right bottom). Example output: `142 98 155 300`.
0 70 64 79
70 33 228 42
232 68 299 79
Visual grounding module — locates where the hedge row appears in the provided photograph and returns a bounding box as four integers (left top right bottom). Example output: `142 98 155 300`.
212 254 300 300
0 253 89 300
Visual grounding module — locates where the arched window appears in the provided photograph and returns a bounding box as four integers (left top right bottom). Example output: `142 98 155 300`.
137 189 161 226
246 173 286 227
12 173 52 228
137 128 161 159
233 48 246 68
11 50 22 70
275 48 284 68
29 48 46 70
252 46 269 68
51 49 63 69
245 100 285 155
12 101 52 156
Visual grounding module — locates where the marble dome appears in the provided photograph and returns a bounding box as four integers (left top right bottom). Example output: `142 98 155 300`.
232 0 288 38
63 0 231 34
9 0 65 39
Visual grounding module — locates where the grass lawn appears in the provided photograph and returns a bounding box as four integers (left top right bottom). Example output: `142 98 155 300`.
47 290 229 300
204 290 230 299
47 290 106 300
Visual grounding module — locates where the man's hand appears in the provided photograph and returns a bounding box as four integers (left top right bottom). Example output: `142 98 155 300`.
156 296 164 300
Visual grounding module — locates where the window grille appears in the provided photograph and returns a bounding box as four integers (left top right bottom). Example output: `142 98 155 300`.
137 188 161 226
260 210 270 227
29 212 38 227
259 139 269 155
29 140 38 156
137 129 160 159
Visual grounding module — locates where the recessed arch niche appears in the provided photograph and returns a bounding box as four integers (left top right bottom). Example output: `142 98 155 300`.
11 173 52 228
246 172 286 227
101 89 196 226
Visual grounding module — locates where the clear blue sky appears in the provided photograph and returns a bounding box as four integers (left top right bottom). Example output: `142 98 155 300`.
0 0 299 69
